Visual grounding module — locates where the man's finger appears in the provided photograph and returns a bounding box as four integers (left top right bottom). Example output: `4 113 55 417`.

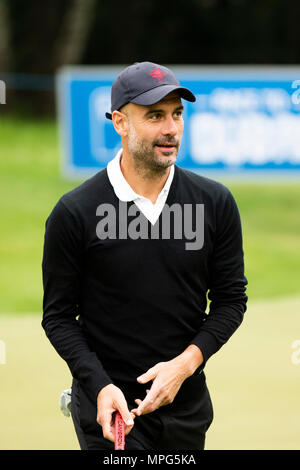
137 367 157 384
124 412 136 436
101 412 115 442
131 388 155 416
135 388 160 415
115 397 135 426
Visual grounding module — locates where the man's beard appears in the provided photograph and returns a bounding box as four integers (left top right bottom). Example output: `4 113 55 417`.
127 122 179 178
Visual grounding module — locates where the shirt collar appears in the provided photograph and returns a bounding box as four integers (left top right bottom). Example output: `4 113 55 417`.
107 149 174 202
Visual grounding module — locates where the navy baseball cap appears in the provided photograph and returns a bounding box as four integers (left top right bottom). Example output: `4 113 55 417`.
105 61 196 119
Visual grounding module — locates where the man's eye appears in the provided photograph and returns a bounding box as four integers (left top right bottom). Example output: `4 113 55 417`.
150 114 161 120
174 111 183 118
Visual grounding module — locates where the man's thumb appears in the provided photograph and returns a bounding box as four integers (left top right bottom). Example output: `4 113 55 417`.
117 404 134 426
137 368 156 384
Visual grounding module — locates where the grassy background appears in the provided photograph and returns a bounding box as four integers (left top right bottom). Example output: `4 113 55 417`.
0 116 300 449
0 297 299 450
1 117 300 313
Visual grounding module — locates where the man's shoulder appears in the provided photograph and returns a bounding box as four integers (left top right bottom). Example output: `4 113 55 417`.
175 165 231 199
59 168 111 211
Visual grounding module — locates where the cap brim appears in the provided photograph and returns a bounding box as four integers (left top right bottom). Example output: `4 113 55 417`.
131 85 196 106
105 85 196 120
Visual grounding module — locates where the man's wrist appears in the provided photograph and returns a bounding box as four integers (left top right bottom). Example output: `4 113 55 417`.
97 382 114 400
174 344 204 378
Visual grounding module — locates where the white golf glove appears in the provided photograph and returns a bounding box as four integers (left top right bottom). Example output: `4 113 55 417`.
59 388 72 417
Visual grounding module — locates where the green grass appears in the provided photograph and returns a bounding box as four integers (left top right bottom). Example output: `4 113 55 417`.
0 116 299 450
1 295 299 449
227 183 300 300
0 117 79 313
0 313 79 450
1 116 300 312
205 295 300 450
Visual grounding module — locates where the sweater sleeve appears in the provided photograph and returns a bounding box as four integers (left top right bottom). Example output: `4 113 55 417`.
190 188 248 364
41 198 113 403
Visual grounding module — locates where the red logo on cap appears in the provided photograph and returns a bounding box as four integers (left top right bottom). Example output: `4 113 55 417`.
150 67 166 83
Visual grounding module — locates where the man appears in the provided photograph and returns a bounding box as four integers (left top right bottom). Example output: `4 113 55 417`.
42 61 248 450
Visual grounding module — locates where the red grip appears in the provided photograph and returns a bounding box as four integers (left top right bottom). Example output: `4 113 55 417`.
114 411 125 450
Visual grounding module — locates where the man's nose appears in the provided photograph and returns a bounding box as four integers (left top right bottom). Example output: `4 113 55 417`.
161 115 178 136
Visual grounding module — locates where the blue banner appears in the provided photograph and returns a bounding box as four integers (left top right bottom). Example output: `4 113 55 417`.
56 66 300 178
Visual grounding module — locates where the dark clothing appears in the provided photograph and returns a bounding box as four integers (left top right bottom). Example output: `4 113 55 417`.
71 371 213 450
41 164 247 449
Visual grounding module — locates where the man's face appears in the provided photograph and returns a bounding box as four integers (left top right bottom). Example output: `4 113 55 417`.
124 91 184 172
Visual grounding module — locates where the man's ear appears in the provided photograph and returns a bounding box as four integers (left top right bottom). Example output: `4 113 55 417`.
112 110 129 137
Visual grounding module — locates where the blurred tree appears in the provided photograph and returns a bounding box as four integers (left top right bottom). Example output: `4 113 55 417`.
2 0 300 116
0 0 11 71
4 0 97 114
53 0 97 67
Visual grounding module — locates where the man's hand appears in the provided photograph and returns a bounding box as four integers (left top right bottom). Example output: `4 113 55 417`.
97 384 135 443
130 359 188 416
131 345 204 416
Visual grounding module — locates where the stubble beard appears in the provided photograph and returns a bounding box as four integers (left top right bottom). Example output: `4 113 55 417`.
127 122 179 179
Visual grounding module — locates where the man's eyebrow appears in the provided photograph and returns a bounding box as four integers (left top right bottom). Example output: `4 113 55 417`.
144 104 184 116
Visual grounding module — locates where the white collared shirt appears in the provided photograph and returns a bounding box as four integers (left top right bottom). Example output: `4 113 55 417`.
107 149 174 225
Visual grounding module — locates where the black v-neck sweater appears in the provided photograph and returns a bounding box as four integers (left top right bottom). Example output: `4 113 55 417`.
42 165 248 404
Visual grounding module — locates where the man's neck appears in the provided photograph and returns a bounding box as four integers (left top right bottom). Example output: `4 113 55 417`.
119 151 171 204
